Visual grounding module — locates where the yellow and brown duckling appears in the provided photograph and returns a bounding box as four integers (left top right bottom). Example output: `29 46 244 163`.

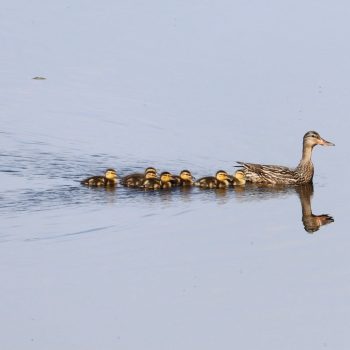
160 171 175 189
81 168 118 187
195 170 230 189
229 170 246 186
141 171 174 190
121 167 157 187
172 169 195 187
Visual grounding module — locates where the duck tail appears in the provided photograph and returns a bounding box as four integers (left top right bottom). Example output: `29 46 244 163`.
234 161 245 168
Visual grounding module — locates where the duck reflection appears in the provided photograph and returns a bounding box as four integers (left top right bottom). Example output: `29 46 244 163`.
296 184 334 233
233 183 334 233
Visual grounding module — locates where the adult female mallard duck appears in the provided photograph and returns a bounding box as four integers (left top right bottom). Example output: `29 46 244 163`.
237 131 334 185
195 170 230 189
81 168 118 187
121 167 157 187
141 171 174 190
172 170 195 187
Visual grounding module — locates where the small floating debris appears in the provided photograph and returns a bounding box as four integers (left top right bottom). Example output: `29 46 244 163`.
32 76 46 80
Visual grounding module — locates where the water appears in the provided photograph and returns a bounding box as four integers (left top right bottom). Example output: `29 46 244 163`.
1 1 350 349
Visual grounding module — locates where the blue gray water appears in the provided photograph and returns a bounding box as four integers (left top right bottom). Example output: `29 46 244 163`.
1 1 350 349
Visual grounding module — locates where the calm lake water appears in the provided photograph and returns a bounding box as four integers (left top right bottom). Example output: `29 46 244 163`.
1 1 350 349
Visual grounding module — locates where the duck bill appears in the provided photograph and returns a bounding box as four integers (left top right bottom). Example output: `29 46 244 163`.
319 138 335 146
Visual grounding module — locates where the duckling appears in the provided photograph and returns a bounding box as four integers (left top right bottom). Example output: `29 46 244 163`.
172 170 195 187
160 171 175 189
121 167 157 187
230 170 246 186
195 170 230 189
141 171 174 190
81 168 117 187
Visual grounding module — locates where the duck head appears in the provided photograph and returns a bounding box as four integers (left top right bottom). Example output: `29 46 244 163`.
180 170 194 182
145 167 157 175
160 172 174 183
144 171 157 179
215 170 229 181
304 131 335 148
105 169 118 180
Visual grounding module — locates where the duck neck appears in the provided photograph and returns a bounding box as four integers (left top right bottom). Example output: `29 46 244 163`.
295 142 315 182
300 143 314 164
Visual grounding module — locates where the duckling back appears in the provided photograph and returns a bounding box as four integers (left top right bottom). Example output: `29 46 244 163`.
195 176 218 189
81 176 116 187
161 181 173 189
122 167 158 188
121 173 144 187
81 176 104 186
171 175 182 187
141 178 161 190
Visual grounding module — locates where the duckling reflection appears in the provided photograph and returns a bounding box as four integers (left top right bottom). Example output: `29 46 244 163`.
296 184 334 233
214 188 230 205
178 186 193 202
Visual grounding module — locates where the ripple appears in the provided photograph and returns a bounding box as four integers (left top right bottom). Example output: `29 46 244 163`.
25 225 115 242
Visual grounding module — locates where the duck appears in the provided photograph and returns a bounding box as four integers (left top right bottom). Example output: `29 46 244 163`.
159 172 175 189
121 167 157 187
81 168 118 187
230 170 246 186
172 170 195 187
141 171 174 190
237 131 334 185
195 170 230 189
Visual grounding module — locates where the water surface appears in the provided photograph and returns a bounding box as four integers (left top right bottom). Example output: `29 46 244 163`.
1 1 350 349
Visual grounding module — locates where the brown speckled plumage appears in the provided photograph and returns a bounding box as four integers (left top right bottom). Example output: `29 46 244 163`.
238 131 334 185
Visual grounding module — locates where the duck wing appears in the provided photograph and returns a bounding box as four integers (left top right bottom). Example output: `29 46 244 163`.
237 161 297 184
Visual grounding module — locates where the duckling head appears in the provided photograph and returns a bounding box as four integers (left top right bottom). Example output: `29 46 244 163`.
145 167 157 174
180 170 193 181
105 169 117 180
160 172 174 183
145 171 157 179
216 170 229 181
234 170 246 185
